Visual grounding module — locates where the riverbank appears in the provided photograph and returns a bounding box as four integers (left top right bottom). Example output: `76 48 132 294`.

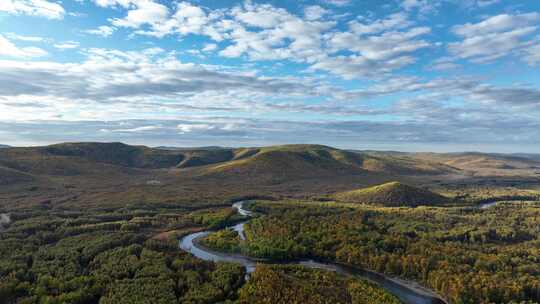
179 201 448 304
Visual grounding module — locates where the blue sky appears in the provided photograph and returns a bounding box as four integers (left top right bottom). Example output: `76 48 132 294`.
0 0 539 152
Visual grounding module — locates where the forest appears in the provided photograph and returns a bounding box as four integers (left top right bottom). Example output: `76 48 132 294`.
202 200 540 304
0 199 402 304
238 264 401 304
0 202 249 303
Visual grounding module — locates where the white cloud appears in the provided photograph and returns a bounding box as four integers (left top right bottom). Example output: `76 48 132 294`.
83 2 429 79
449 13 540 63
349 13 411 35
110 125 163 132
220 2 334 63
429 57 460 71
524 42 540 65
202 43 217 52
111 0 169 29
453 13 540 37
85 25 115 37
321 0 351 7
476 0 499 8
99 1 225 40
332 26 431 60
401 0 441 15
4 32 45 42
177 123 214 133
311 55 417 80
231 2 288 28
304 5 329 21
0 47 332 121
314 17 431 78
0 34 48 58
0 0 65 19
53 41 79 49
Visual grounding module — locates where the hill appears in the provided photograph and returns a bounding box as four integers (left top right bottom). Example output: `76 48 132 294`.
0 142 460 179
334 181 450 207
0 142 240 174
0 142 538 210
512 153 540 162
201 145 364 182
201 145 457 179
41 142 185 168
0 145 10 149
412 152 540 176
0 165 35 185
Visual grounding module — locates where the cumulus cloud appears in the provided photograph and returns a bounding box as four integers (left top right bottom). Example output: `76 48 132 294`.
304 5 329 21
110 0 169 29
2 112 539 151
202 43 217 52
449 13 540 63
85 25 115 37
321 0 351 7
86 1 426 79
453 13 540 37
220 2 334 62
0 0 65 19
401 0 441 15
2 0 539 150
311 18 431 78
4 32 46 42
0 34 48 58
0 47 335 121
428 57 460 71
94 0 225 39
348 13 411 35
523 42 540 65
53 41 79 49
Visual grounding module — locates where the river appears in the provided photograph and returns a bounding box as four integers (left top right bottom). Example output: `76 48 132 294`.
179 202 447 304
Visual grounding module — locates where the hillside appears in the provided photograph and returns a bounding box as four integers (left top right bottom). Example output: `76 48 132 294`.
0 143 461 179
0 166 35 185
0 142 538 211
408 152 540 176
334 181 450 207
205 145 361 178
0 142 240 175
201 145 457 180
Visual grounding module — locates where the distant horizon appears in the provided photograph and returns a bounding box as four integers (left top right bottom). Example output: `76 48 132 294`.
2 140 539 154
1 1 539 154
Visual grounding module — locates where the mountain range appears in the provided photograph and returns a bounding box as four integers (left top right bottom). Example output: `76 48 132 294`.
0 142 538 210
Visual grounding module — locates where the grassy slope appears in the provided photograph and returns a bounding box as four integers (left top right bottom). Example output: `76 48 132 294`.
407 152 540 177
334 181 450 207
3 142 538 211
203 144 456 179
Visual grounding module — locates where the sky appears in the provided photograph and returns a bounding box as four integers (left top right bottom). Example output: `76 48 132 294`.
0 0 539 152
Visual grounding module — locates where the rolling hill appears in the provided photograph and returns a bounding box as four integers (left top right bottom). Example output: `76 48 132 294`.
334 181 450 207
0 142 538 210
200 145 458 179
0 166 35 185
360 151 540 177
0 143 458 181
408 152 540 177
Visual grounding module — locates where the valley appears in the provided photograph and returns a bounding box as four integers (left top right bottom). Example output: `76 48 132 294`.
1 143 540 303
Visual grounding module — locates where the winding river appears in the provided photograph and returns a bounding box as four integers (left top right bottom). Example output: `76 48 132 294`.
179 202 447 304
